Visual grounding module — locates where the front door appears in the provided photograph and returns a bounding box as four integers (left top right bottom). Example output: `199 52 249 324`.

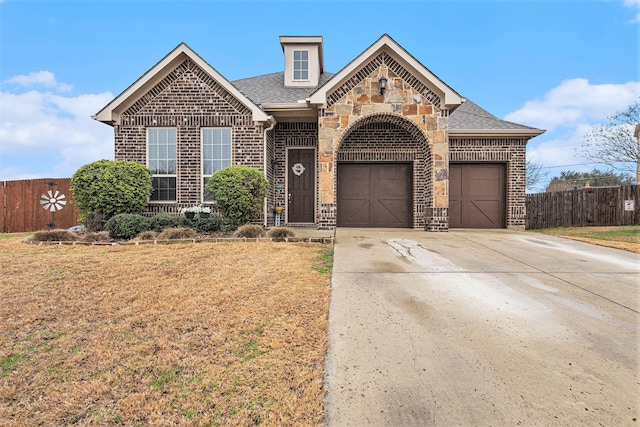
287 149 315 223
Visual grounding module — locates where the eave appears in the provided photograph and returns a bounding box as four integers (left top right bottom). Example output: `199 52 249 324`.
449 129 546 138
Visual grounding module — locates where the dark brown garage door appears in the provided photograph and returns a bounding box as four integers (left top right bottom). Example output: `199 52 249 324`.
450 163 506 228
337 163 412 227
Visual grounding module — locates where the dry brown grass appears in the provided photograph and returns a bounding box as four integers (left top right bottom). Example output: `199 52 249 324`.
0 236 332 426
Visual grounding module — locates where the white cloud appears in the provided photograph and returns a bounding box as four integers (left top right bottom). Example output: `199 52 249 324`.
624 0 640 23
0 73 114 181
505 79 640 132
3 71 73 92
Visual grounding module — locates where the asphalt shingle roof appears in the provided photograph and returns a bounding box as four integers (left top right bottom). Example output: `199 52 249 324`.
232 72 536 132
232 72 335 104
449 99 536 131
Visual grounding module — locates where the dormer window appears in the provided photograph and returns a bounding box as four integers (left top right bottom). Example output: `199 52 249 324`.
293 50 309 81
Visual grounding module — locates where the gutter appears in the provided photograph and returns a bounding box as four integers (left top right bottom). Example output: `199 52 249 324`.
262 116 277 227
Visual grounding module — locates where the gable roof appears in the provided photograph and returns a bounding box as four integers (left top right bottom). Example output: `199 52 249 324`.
449 100 545 137
308 34 464 110
93 43 270 125
233 71 335 105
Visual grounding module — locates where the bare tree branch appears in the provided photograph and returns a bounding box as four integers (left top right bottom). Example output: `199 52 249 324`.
580 101 639 176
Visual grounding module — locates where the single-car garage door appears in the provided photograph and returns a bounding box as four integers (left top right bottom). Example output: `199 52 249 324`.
338 163 412 227
450 163 506 228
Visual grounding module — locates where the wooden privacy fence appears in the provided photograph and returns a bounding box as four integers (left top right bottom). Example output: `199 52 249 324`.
526 185 640 229
1 178 80 233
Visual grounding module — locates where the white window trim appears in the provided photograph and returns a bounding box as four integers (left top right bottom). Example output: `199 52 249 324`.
293 49 310 82
147 127 177 203
201 127 233 204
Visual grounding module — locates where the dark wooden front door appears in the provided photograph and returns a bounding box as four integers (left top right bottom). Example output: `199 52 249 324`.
287 149 315 223
450 163 506 228
337 163 412 227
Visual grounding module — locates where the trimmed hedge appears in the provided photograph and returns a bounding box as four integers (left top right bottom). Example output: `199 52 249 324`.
104 214 151 240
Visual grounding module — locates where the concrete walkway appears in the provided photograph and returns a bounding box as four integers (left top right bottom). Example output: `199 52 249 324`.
324 228 639 426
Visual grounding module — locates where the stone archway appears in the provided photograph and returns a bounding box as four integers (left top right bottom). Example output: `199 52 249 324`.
335 113 432 228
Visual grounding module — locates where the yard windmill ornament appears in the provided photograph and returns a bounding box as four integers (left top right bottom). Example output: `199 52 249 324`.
40 182 67 229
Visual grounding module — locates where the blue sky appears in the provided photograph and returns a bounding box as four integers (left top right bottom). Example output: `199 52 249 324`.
1 0 638 191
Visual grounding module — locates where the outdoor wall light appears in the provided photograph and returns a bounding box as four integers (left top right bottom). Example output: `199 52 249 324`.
379 77 387 95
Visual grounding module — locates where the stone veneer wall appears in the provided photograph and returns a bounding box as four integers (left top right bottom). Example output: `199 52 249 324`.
271 122 318 226
449 137 528 229
114 58 265 218
317 54 449 230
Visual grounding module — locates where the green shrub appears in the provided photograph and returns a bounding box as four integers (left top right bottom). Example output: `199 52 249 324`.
104 214 151 240
71 160 153 229
29 229 79 242
234 224 265 238
135 230 158 241
190 215 223 233
149 213 188 233
81 231 111 242
158 227 197 240
267 227 296 239
205 166 268 229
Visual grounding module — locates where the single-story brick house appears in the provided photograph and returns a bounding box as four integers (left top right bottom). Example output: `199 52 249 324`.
94 34 543 230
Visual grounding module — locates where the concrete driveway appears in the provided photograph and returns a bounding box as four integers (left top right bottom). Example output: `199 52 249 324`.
324 229 639 426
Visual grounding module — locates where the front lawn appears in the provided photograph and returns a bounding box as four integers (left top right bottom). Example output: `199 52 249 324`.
0 236 332 426
529 225 640 253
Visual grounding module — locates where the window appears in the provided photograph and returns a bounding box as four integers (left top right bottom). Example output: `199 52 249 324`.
147 128 177 202
202 128 232 202
293 50 309 81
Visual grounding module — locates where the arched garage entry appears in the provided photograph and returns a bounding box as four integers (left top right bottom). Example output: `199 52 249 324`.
336 113 432 228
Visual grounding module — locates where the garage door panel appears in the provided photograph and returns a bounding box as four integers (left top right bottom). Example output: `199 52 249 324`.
450 164 505 229
376 199 410 226
339 199 371 226
338 163 412 227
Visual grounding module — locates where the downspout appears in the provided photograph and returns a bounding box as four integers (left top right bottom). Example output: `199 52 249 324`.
263 116 277 227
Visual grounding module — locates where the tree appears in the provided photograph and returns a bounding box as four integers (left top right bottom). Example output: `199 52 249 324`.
545 168 634 192
526 159 548 193
580 101 639 181
71 160 153 229
205 166 268 229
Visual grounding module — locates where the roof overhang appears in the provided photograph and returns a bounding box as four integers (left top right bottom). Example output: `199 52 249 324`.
308 34 464 110
449 129 546 138
260 102 318 120
93 43 270 126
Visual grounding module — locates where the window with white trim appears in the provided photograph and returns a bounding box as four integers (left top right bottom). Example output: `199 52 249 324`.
202 128 232 202
148 128 177 202
293 50 309 81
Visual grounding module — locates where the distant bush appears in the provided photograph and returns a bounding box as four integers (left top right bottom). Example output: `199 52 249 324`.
135 231 157 241
149 213 188 233
267 227 296 240
71 160 153 229
83 213 109 232
29 229 79 242
205 166 268 229
158 227 197 240
234 224 265 238
81 231 111 242
104 214 151 240
190 215 223 233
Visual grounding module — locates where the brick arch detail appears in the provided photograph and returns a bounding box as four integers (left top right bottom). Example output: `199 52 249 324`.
335 113 434 229
337 112 431 152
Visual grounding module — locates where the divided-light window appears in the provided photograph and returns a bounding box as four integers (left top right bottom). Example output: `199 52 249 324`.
147 128 177 202
202 128 232 202
293 50 309 81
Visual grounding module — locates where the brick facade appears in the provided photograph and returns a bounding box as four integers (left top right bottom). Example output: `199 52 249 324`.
114 58 266 218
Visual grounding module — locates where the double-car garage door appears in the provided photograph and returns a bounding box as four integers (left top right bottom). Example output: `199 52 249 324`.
337 162 506 229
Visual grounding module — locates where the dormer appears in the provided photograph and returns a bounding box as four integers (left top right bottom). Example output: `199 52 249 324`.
280 36 323 88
